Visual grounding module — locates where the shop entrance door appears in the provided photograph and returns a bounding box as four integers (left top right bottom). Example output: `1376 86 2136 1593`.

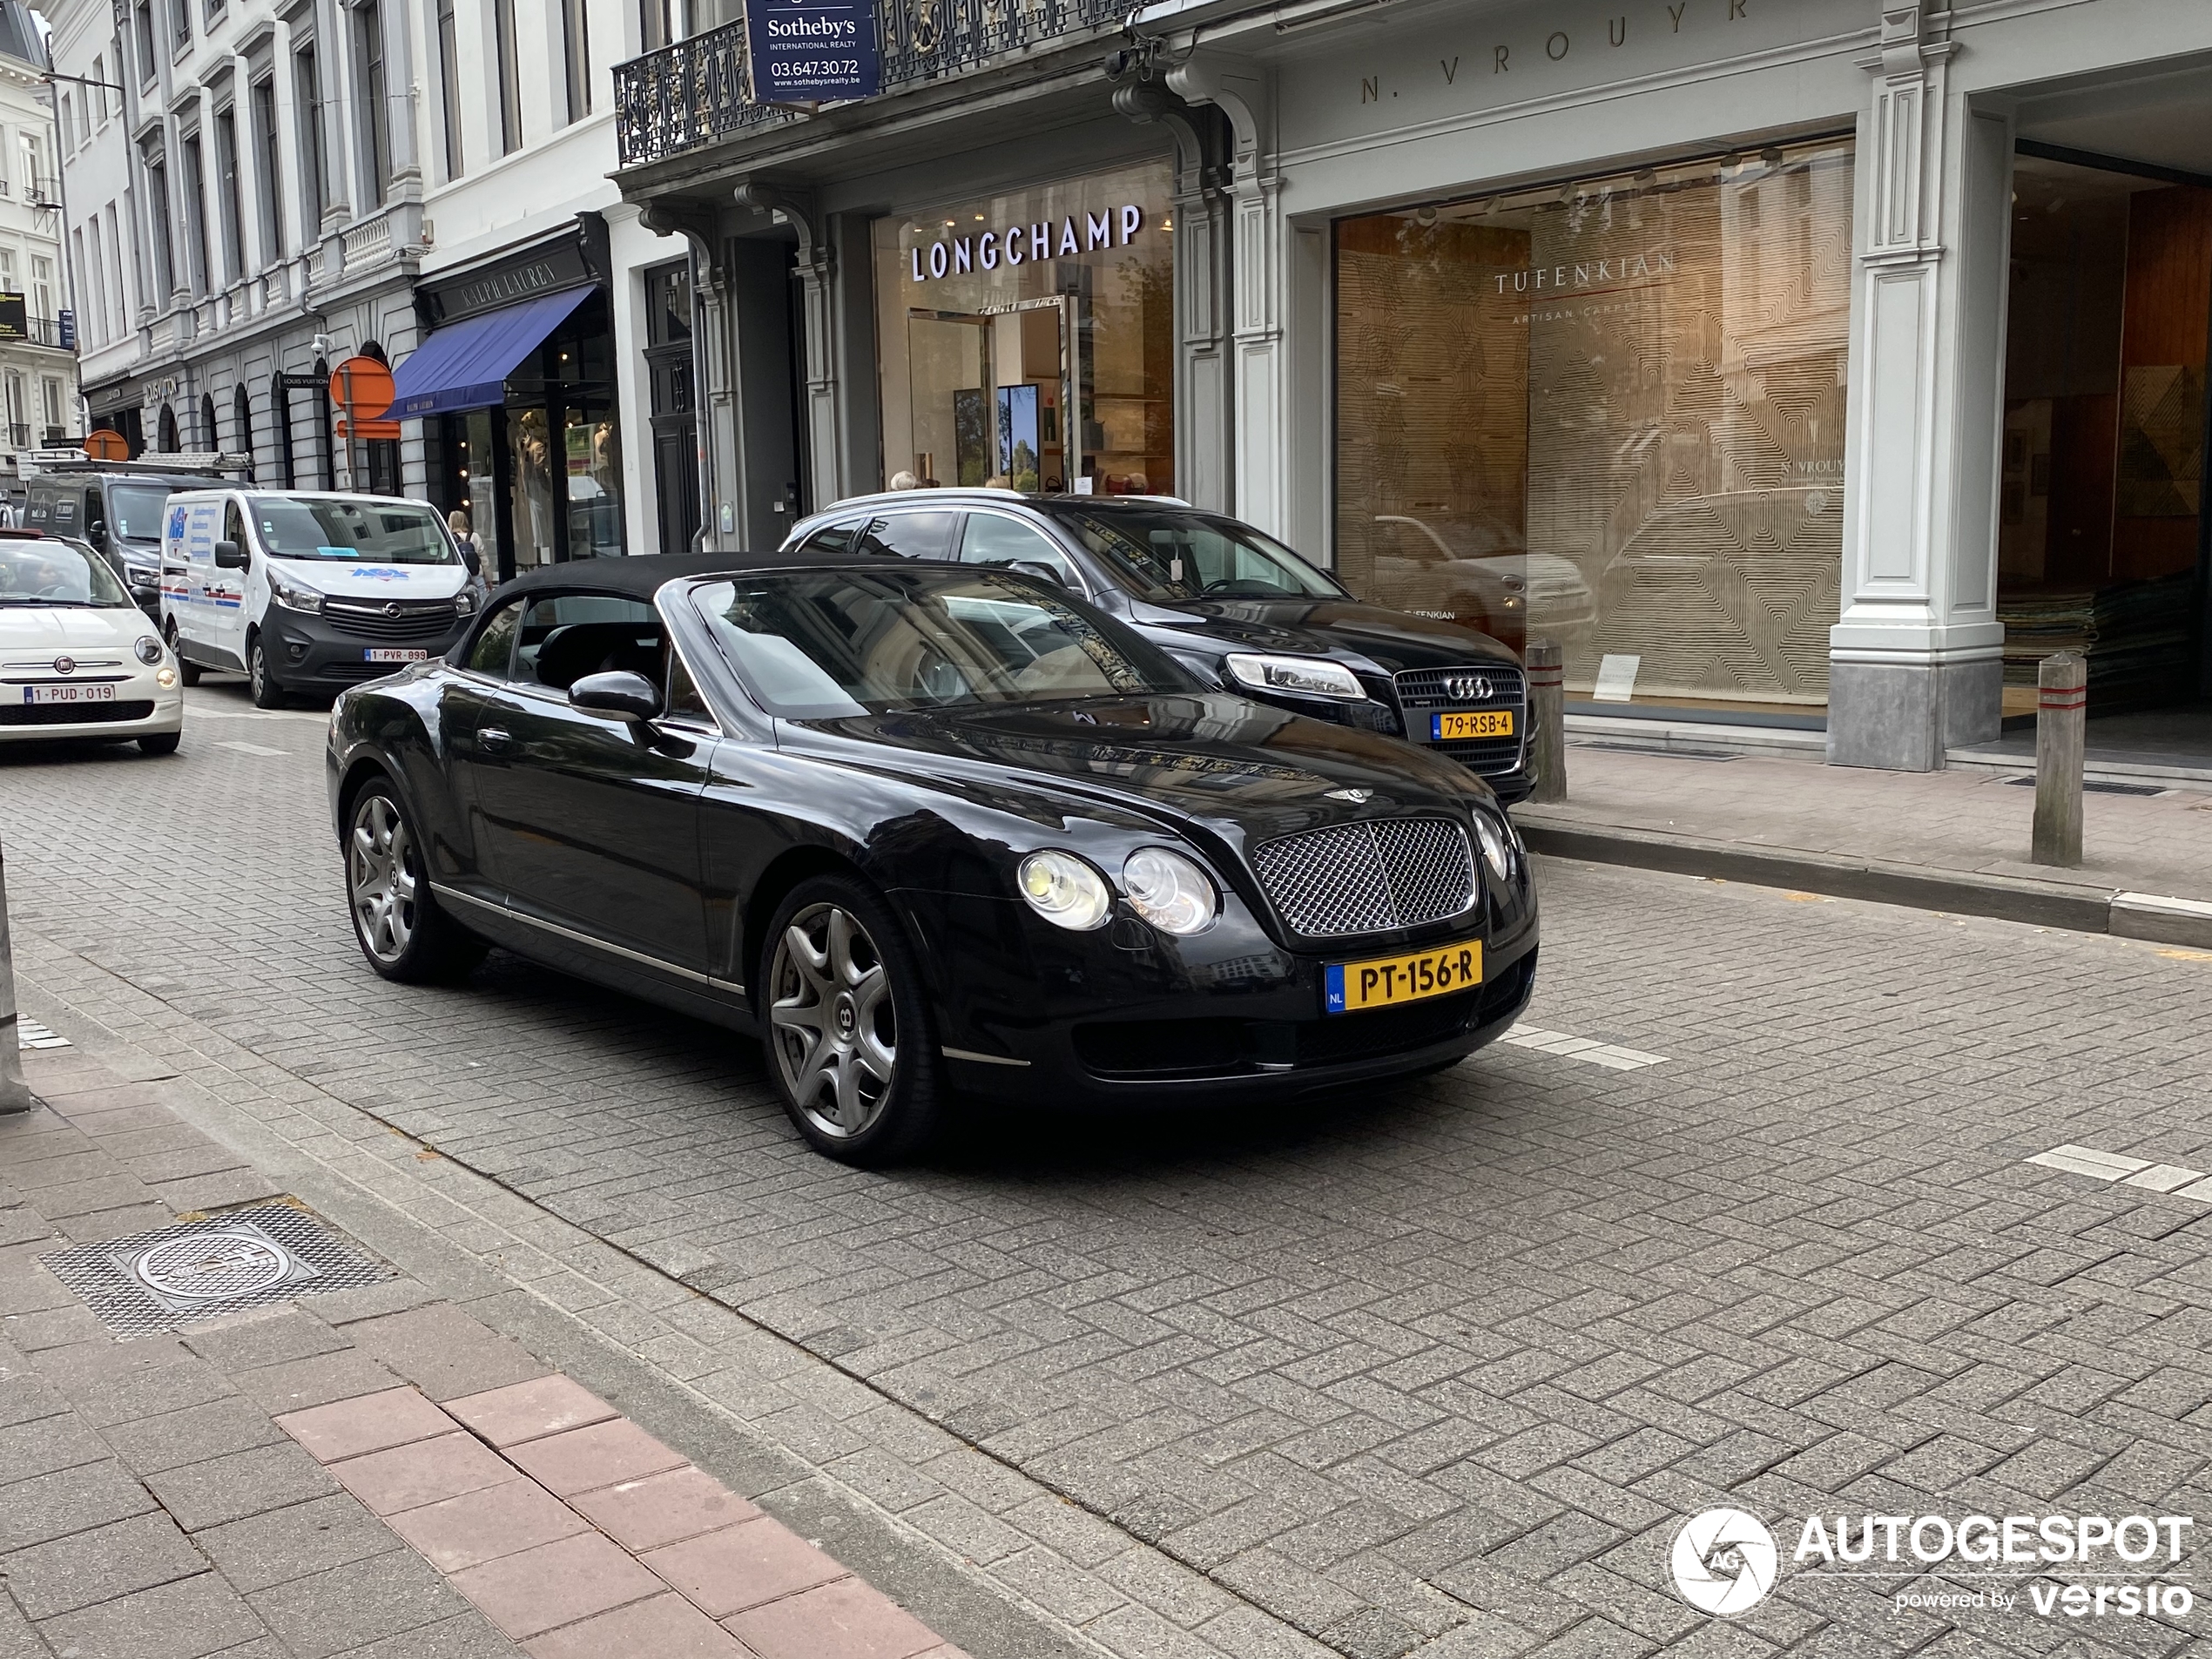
905 297 1076 492
1996 145 2212 764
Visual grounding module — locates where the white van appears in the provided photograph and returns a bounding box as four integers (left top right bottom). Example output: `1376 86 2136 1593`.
160 490 485 707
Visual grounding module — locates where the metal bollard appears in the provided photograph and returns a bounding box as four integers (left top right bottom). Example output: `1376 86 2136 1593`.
2032 651 2086 868
1526 641 1565 804
0 842 29 1113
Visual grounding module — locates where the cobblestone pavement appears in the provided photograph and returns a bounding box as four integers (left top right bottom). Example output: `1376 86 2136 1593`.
3 685 2211 1659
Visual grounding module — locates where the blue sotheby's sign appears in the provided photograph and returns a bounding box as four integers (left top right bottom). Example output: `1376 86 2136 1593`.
746 0 880 102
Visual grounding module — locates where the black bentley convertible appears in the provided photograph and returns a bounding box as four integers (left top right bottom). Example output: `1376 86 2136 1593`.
327 553 1539 1163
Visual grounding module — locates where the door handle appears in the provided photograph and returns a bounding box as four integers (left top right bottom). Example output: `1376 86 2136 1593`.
478 727 514 752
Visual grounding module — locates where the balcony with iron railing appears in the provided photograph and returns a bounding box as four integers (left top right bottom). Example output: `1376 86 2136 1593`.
613 0 1128 167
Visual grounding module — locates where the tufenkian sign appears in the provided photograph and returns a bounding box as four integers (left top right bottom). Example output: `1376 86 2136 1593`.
747 0 880 103
909 204 1148 283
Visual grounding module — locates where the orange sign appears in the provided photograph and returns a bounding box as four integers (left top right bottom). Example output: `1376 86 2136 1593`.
329 356 397 422
83 428 129 461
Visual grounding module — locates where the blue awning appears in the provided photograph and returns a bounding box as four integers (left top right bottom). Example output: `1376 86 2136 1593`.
390 287 595 418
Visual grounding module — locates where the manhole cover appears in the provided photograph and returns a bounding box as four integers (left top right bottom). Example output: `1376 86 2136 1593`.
37 1204 393 1336
132 1230 298 1301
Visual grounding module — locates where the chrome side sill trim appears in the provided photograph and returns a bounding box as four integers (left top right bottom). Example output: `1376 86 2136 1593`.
941 1045 1032 1068
431 882 745 997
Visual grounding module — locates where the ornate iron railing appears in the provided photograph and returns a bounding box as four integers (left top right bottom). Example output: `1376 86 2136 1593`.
615 0 1129 167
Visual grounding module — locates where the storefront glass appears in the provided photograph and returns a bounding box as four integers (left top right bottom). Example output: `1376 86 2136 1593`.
873 161 1173 498
1334 137 1856 716
430 288 624 577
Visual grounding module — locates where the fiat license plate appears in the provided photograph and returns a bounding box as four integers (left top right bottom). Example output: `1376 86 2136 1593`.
24 684 118 705
1432 710 1514 741
363 649 429 664
1324 940 1484 1015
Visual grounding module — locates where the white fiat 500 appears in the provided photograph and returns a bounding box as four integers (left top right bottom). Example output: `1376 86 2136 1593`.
0 533 184 754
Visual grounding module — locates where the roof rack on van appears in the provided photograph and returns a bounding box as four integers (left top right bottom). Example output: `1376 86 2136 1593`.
16 450 253 480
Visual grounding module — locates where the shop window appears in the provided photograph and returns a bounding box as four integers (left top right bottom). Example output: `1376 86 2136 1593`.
1334 138 1855 718
493 0 523 156
354 2 390 208
873 162 1174 499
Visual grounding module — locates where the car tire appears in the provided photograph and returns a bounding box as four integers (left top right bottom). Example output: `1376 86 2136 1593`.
246 631 285 709
138 732 181 756
759 873 944 1165
343 779 485 983
165 620 201 686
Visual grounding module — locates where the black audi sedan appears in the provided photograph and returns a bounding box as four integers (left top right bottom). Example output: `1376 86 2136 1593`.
783 494 1534 803
327 553 1537 1163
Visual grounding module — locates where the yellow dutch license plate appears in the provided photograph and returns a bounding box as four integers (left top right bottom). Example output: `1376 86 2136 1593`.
1433 710 1514 741
1325 941 1483 1015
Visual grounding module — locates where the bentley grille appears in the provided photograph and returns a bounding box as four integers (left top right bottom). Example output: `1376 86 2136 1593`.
1250 817 1477 937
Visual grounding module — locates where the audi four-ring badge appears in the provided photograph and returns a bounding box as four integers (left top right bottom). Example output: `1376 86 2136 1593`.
325 552 1540 1164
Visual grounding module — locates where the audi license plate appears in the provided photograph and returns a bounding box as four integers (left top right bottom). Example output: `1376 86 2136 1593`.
1325 940 1483 1015
1432 710 1514 741
24 684 118 705
363 649 429 664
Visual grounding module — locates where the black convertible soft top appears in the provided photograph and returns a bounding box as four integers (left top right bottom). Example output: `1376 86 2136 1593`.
486 548 875 606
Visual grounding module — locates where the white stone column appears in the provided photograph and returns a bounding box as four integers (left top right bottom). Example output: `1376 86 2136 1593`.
1827 1 2009 770
1166 51 1285 536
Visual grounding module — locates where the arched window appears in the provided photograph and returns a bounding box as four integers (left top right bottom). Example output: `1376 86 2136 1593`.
233 385 253 481
199 393 217 453
158 402 179 453
361 339 388 363
269 374 294 488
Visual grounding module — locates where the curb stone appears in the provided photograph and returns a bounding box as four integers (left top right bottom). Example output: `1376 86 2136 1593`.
1513 818 2212 947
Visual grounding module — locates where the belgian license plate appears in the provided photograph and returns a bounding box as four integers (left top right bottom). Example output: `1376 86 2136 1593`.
1433 710 1514 741
1325 940 1484 1015
364 649 428 664
24 684 118 705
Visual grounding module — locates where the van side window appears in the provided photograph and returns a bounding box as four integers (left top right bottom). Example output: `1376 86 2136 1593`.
224 502 249 556
466 601 523 678
84 490 102 535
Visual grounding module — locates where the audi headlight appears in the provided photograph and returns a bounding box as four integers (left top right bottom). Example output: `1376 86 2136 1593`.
133 635 163 665
1122 847 1217 935
1017 850 1112 930
1473 811 1514 883
1223 653 1367 702
268 570 324 614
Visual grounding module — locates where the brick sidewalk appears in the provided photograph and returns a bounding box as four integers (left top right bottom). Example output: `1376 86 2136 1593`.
1 1042 963 1659
1521 738 2212 901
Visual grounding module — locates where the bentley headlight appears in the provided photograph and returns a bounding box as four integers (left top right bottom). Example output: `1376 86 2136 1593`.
133 635 163 665
1223 653 1367 702
1017 850 1112 930
1123 847 1217 935
1473 811 1513 883
268 570 324 614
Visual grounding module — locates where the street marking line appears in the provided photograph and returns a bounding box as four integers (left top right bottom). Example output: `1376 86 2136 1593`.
2027 1143 2212 1201
212 740 290 757
1501 1024 1666 1070
16 1019 69 1050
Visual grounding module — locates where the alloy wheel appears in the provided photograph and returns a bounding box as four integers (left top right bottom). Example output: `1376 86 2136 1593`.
769 902 898 1139
348 793 418 965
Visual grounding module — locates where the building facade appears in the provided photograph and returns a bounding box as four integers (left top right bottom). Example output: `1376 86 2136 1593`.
0 1 80 493
610 0 2212 771
47 0 688 575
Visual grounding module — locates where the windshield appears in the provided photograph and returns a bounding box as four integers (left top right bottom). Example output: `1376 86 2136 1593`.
1049 508 1345 603
110 483 181 542
0 538 132 606
691 567 1189 718
249 496 456 564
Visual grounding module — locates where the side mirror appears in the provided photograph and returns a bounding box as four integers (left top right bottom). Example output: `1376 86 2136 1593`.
568 669 663 723
86 525 107 549
212 539 246 570
1008 559 1065 588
